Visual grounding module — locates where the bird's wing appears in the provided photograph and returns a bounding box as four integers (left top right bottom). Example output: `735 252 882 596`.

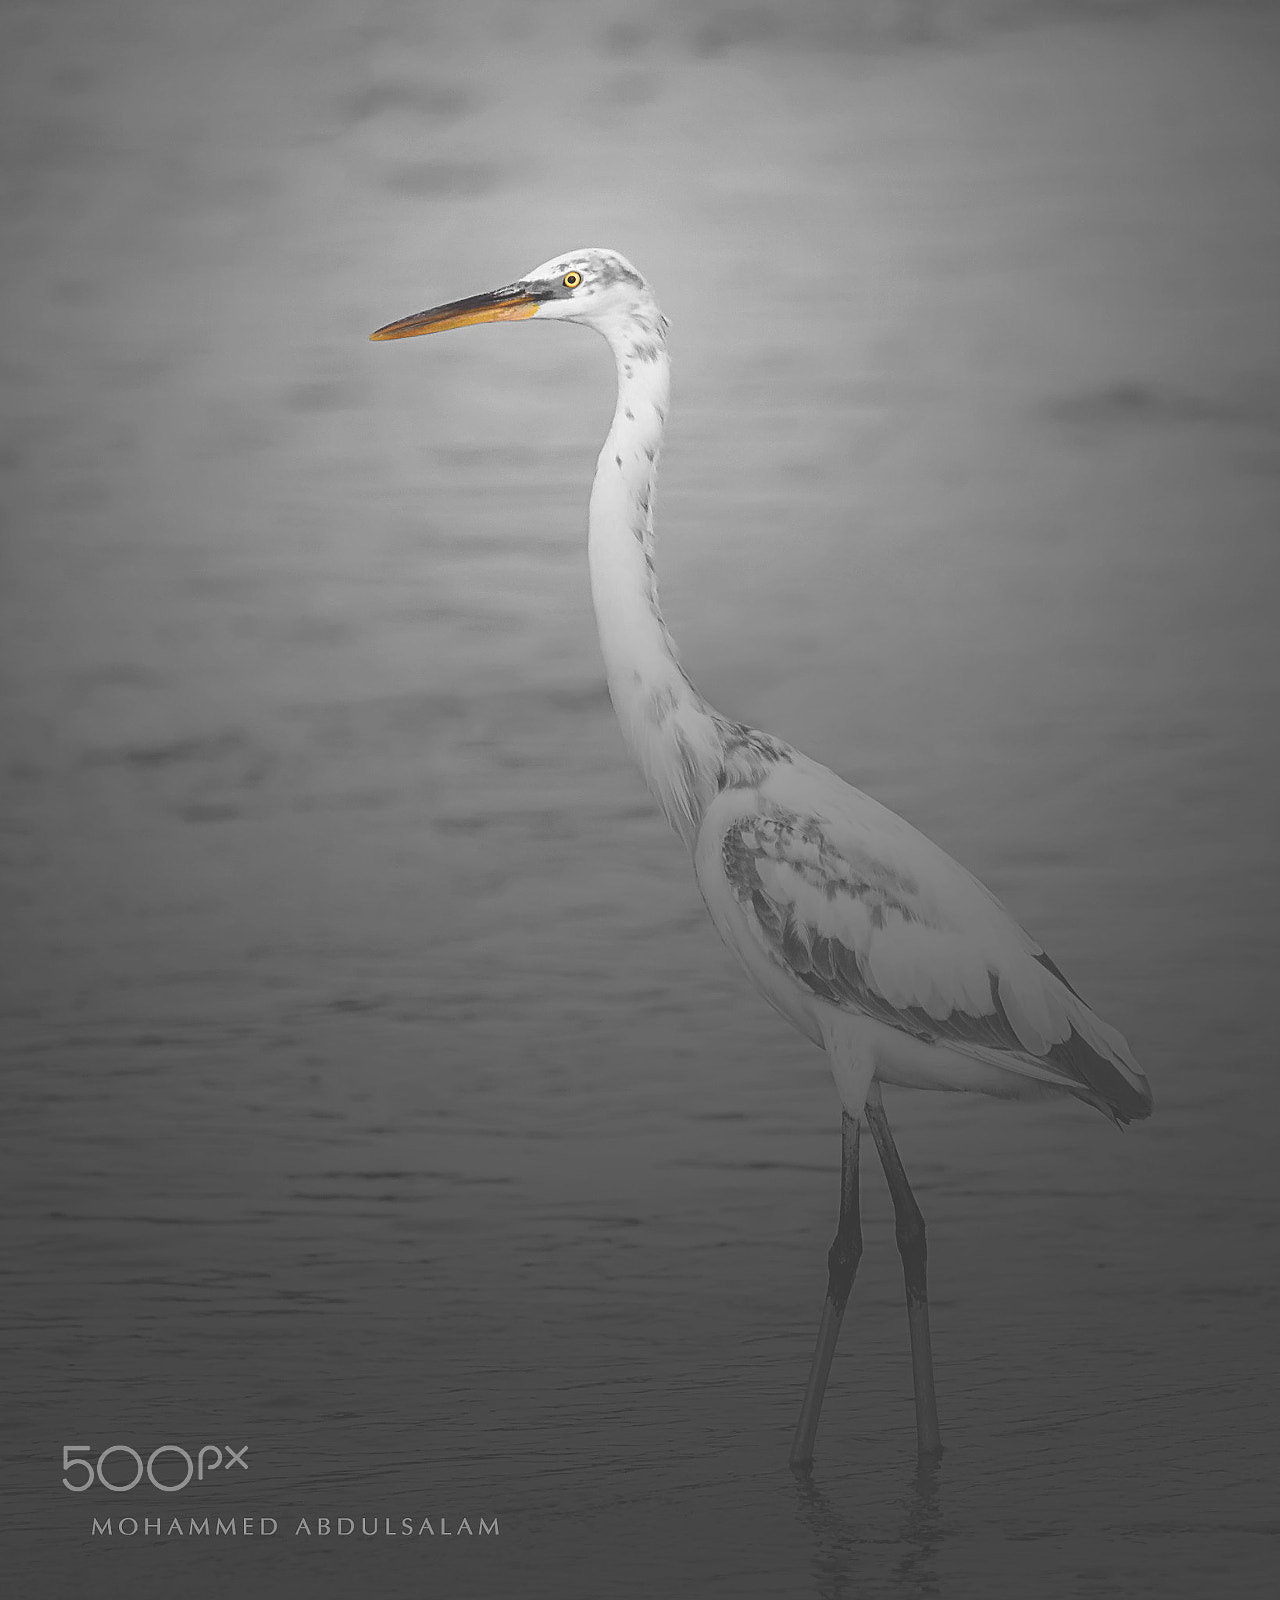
702 755 1151 1123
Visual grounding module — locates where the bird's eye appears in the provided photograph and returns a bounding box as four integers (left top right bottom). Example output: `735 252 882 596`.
563 271 582 289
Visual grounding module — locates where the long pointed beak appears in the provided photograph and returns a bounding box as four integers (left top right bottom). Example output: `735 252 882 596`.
369 285 543 341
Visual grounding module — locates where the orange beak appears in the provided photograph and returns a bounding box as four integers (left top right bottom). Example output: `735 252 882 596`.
370 285 542 341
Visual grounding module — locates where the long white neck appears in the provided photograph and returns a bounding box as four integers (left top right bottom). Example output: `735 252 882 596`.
588 311 724 848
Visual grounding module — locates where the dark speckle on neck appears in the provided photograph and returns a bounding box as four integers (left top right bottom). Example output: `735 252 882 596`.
645 684 680 725
714 719 794 790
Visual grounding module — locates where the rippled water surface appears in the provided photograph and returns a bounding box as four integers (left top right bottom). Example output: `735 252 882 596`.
3 3 1279 1596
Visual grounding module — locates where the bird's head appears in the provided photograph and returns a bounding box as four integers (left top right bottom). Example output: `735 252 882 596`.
370 248 660 343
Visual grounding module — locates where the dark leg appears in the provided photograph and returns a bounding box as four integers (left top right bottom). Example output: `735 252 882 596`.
790 1111 862 1470
864 1086 942 1456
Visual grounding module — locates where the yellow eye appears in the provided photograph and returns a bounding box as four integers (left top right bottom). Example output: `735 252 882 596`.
563 271 582 289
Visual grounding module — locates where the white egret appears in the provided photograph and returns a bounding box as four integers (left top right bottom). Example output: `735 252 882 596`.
371 249 1152 1466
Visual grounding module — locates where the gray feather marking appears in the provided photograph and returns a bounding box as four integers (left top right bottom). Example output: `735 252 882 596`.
721 814 1150 1123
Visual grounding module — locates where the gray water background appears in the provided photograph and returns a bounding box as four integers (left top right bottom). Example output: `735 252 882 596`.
3 1 1279 1595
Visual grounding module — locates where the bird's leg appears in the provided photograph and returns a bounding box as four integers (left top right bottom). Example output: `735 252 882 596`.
864 1086 942 1456
789 1110 862 1470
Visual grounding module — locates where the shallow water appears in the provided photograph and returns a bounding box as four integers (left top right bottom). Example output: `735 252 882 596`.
3 3 1279 1596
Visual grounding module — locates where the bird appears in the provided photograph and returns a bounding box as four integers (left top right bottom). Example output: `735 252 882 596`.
370 247 1152 1467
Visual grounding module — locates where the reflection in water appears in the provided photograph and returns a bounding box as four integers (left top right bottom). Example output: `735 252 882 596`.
893 1459 947 1597
795 1457 948 1598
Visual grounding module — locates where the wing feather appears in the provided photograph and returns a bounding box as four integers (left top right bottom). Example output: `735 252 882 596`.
717 762 1151 1124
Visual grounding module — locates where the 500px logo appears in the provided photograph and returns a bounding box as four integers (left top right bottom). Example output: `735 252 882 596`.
62 1445 249 1493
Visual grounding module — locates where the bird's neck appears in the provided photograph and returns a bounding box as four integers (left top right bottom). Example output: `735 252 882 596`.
589 314 724 848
